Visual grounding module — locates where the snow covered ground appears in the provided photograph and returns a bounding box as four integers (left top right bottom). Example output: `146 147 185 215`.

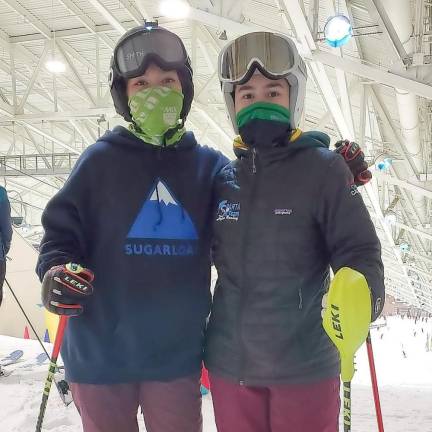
1 315 431 431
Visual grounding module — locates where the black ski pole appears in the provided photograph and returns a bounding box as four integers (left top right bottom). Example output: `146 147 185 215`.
35 315 68 432
4 277 50 358
343 381 352 432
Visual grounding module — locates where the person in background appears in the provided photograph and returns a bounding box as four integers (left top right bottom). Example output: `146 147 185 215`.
0 185 12 308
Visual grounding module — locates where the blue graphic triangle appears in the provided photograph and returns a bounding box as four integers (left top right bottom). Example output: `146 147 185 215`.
127 180 198 240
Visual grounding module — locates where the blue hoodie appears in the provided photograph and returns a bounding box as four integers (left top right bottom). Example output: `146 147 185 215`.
36 126 228 384
0 186 12 259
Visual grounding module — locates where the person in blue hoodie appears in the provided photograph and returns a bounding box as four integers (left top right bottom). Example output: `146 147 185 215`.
204 32 385 432
36 25 227 432
37 25 373 432
0 185 12 307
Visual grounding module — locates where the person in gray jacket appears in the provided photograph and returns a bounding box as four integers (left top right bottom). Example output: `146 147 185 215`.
204 31 384 432
0 185 12 307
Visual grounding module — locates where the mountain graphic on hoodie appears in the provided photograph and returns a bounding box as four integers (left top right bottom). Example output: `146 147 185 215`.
127 180 198 240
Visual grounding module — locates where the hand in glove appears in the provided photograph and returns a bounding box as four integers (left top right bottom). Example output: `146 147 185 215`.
334 139 372 186
42 263 94 316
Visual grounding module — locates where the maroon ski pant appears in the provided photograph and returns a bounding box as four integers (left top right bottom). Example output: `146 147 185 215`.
70 373 202 432
210 374 340 432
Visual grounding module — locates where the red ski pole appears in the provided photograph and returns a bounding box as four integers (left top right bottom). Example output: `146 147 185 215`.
35 315 69 432
366 332 384 432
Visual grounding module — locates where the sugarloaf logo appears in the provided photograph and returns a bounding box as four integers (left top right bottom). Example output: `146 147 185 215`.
125 180 198 257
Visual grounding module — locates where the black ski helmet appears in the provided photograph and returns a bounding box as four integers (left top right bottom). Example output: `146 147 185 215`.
109 25 194 123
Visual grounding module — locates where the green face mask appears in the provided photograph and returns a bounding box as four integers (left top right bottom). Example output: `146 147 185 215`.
236 102 290 129
235 102 291 148
128 86 185 146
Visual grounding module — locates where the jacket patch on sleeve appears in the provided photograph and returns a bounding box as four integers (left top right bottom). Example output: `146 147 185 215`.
350 184 360 196
216 200 240 222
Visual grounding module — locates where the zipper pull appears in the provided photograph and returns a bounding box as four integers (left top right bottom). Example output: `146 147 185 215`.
298 288 303 310
252 148 257 174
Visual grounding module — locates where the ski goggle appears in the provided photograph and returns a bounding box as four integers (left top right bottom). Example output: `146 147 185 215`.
112 28 188 79
219 32 298 84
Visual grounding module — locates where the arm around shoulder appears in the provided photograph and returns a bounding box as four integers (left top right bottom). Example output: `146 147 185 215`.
316 155 385 320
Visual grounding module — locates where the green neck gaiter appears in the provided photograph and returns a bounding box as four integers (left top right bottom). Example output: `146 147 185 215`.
236 102 291 129
235 102 291 149
128 86 186 146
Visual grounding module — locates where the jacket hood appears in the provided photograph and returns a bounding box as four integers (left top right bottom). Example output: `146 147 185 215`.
98 126 197 151
233 129 330 159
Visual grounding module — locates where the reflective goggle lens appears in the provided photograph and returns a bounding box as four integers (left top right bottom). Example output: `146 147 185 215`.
115 30 186 76
220 32 296 82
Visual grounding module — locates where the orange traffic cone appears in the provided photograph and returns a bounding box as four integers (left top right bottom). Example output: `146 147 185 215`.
23 326 30 339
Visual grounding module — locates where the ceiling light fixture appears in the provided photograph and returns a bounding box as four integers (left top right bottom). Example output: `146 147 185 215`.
45 58 66 74
159 0 191 19
324 15 352 48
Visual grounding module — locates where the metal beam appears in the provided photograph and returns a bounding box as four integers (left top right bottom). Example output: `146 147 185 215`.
56 39 96 74
5 179 53 200
188 7 263 35
192 102 233 155
9 22 135 44
59 0 97 33
404 250 432 266
0 98 14 117
368 87 419 177
17 122 80 155
17 42 49 113
133 0 151 19
24 127 52 169
393 222 432 242
3 0 52 38
88 0 127 34
375 172 432 200
57 43 97 106
0 108 116 123
119 0 142 24
362 0 411 65
9 43 17 109
310 50 432 100
70 120 93 146
0 33 94 106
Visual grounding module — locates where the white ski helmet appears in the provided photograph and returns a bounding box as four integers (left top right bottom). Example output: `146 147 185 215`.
218 32 307 133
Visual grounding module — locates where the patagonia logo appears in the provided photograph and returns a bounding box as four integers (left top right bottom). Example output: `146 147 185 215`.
274 208 293 215
216 200 240 222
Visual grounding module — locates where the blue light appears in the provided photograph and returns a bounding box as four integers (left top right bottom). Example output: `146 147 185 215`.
399 243 410 252
324 15 353 48
376 158 393 171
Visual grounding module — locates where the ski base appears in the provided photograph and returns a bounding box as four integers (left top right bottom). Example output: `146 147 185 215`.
54 367 73 406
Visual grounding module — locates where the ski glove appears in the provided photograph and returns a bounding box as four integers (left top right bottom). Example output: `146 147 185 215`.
334 139 372 186
42 263 94 316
